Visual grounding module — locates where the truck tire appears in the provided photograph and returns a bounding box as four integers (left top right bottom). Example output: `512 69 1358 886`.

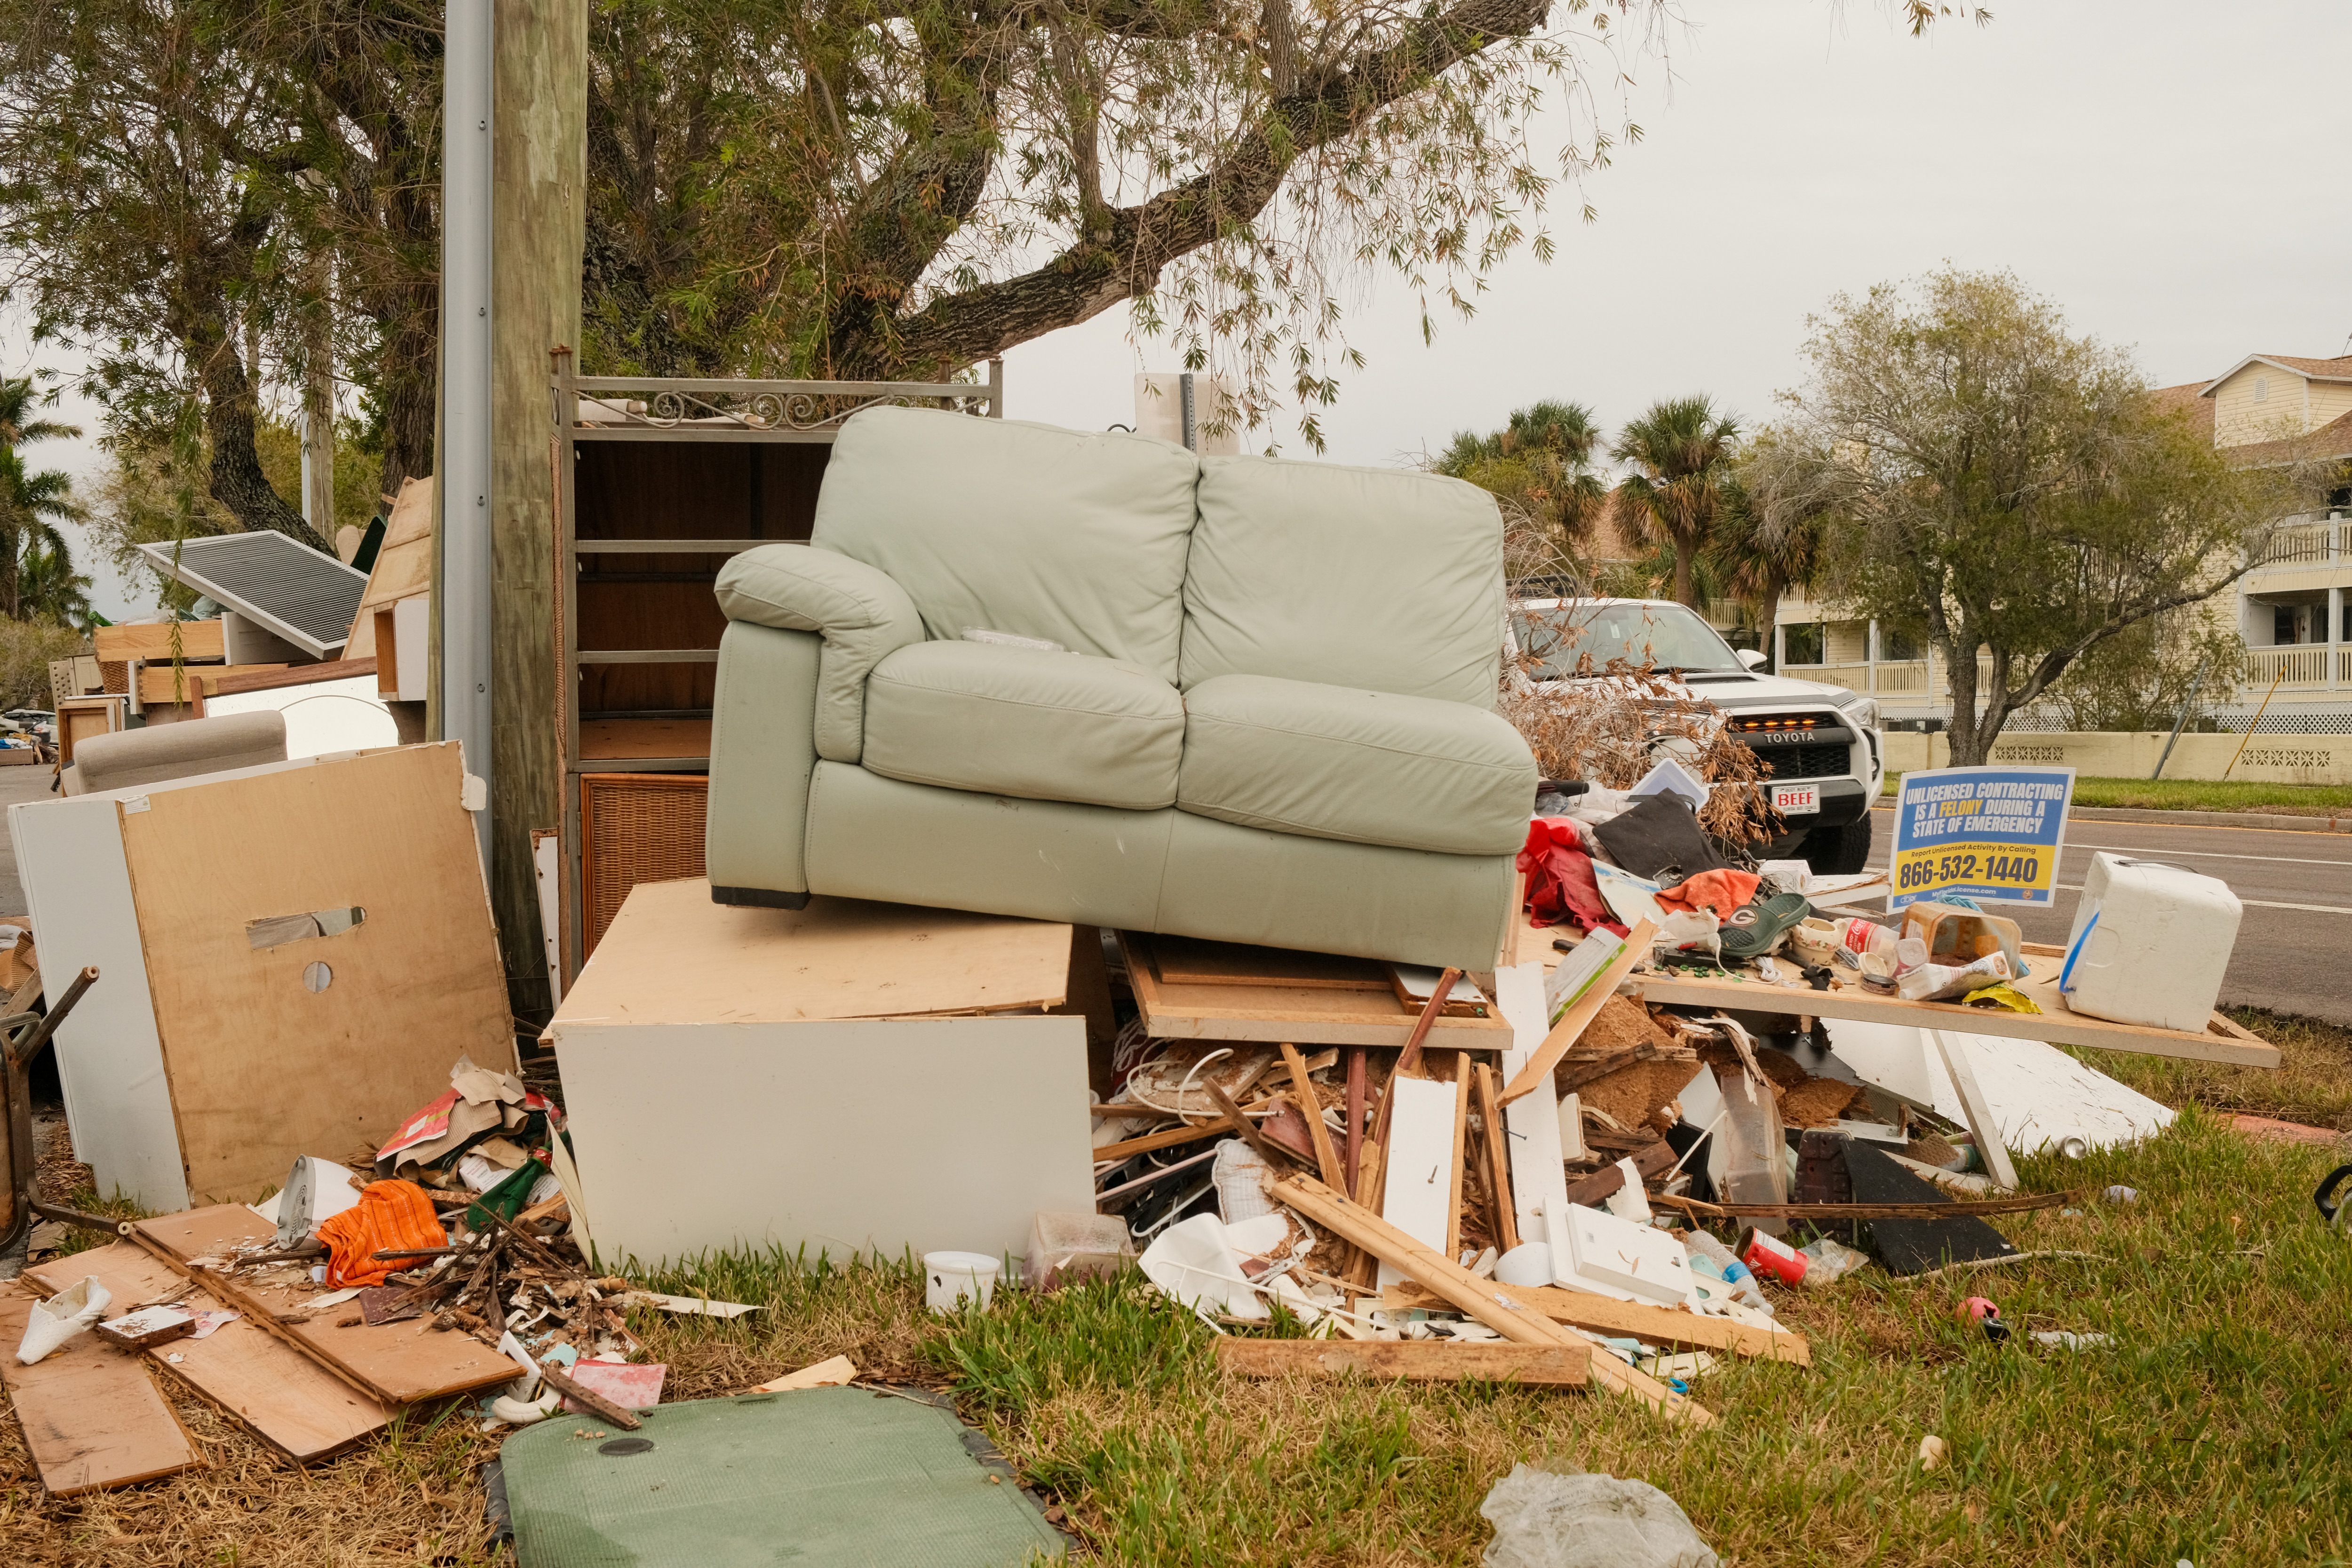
1803 814 1873 876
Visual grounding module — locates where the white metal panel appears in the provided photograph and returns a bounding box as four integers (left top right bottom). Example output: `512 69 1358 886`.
549 1017 1097 1270
7 795 189 1212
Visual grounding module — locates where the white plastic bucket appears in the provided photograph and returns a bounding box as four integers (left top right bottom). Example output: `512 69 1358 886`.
1494 1242 1553 1288
923 1250 1003 1313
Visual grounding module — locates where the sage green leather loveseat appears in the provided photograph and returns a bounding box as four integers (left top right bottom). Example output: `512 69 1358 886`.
703 406 1536 971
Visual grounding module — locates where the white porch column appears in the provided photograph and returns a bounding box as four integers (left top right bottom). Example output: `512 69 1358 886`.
1773 620 1786 672
2330 586 2345 688
1866 619 1881 693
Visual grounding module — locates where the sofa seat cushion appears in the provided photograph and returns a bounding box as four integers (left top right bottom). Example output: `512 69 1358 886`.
1176 675 1536 855
861 639 1185 810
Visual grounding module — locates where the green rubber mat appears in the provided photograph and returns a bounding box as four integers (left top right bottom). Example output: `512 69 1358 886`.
501 1386 1067 1567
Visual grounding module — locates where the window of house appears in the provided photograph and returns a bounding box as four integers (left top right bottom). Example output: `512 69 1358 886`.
1782 622 1825 666
2253 374 2269 402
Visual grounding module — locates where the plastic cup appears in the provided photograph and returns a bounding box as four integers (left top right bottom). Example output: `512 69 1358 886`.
923 1250 1003 1313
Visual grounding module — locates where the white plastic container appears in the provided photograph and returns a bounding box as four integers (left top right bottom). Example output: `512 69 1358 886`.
2059 852 2242 1033
922 1250 1003 1313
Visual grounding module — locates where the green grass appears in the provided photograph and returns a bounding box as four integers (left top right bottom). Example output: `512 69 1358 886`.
1880 772 2352 816
626 1107 2352 1566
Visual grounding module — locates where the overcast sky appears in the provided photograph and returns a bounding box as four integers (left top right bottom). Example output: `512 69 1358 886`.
14 0 2350 623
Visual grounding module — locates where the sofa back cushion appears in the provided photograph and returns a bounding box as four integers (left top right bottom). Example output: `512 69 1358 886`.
1180 455 1506 707
810 407 1200 681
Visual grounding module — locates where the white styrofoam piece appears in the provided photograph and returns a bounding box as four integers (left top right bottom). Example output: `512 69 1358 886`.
7 795 189 1213
551 1017 1097 1269
1603 1157 1652 1222
1560 1202 1692 1305
1495 962 1571 1249
1375 1075 1462 1290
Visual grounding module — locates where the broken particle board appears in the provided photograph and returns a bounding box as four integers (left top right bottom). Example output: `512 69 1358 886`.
29 1243 389 1463
131 1208 521 1406
556 877 1073 1026
1118 931 1511 1050
0 1283 202 1495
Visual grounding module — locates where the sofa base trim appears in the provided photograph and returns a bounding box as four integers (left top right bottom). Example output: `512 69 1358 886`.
712 885 812 910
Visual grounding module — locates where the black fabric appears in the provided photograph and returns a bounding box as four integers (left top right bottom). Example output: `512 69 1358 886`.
1590 794 1728 884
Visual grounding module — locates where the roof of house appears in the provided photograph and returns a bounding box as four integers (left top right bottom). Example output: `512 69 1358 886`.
2195 352 2352 398
2222 407 2352 468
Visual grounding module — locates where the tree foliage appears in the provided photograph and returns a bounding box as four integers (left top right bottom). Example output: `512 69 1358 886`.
1434 398 1609 563
1761 267 2309 766
0 375 87 624
1611 393 1739 609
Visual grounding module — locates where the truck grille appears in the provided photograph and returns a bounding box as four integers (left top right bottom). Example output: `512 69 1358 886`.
1746 740 1851 781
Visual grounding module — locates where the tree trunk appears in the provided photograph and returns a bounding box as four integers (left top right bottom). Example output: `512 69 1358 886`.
302 257 337 544
193 324 330 551
1672 540 1696 609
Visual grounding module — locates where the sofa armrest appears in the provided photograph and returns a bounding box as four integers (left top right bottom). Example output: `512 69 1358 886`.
717 543 923 762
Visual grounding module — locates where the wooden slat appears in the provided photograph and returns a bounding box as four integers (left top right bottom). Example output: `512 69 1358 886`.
576 648 721 663
1274 1174 1714 1425
130 1208 522 1406
1561 1140 1678 1209
94 620 225 662
572 538 771 554
1372 1281 1812 1366
1475 1065 1521 1253
1499 922 1657 1105
135 663 287 703
1216 1337 1589 1387
1444 1055 1472 1261
206 658 377 699
0 1283 201 1494
1280 1042 1349 1190
28 1244 389 1463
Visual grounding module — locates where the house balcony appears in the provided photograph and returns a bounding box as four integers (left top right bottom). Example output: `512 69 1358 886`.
2243 644 2352 692
1782 655 1994 702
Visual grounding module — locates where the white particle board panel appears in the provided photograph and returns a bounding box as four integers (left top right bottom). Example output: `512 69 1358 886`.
1374 1075 1461 1290
1494 961 1570 1251
1821 1019 2175 1154
7 793 188 1212
550 1016 1097 1269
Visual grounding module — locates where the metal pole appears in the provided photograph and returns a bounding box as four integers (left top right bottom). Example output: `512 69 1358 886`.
2150 654 2210 781
1179 372 1197 451
2223 665 2285 781
441 1 494 864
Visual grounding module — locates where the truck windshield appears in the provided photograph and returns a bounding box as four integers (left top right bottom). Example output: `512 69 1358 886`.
1513 603 1746 677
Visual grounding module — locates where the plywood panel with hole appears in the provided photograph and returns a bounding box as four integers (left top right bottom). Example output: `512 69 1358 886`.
113 743 516 1202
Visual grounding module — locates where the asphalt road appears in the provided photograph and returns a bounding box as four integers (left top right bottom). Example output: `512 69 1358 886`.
1860 804 2352 1026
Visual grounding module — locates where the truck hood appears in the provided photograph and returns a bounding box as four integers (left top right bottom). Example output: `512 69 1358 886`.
1532 668 1864 713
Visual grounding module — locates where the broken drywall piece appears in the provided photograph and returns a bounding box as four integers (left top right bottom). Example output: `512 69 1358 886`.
1495 962 1573 1258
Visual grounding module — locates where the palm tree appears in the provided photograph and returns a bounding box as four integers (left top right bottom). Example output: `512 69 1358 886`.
15 537 93 628
1611 396 1741 609
1708 497 1825 670
1436 399 1612 548
0 376 86 622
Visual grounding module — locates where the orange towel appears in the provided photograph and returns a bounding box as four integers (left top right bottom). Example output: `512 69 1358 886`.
317 1180 447 1289
1655 868 1761 920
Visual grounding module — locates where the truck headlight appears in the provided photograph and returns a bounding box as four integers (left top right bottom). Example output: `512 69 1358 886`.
1836 693 1880 731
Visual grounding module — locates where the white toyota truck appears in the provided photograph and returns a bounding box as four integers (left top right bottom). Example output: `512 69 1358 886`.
1508 597 1886 874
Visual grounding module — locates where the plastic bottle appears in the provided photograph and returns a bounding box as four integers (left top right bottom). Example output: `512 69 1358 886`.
1684 1229 1774 1313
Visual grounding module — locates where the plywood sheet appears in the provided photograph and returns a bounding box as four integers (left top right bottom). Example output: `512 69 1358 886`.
116 742 515 1202
131 1208 521 1406
554 877 1072 1026
1120 932 1511 1049
344 478 433 658
95 619 227 663
29 1242 389 1462
0 1282 201 1494
578 716 711 760
1137 932 1389 991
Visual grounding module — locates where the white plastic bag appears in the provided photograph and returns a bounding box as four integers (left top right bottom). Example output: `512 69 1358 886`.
1797 1236 1870 1286
1480 1464 1721 1568
1138 1213 1265 1322
16 1275 113 1365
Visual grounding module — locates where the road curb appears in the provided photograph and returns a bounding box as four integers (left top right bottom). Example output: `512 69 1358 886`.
1871 803 2350 834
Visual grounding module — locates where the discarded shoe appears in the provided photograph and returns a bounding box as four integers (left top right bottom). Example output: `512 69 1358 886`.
1719 891 1813 961
16 1275 112 1365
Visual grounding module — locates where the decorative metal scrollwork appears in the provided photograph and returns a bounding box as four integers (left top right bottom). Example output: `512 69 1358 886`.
581 381 990 432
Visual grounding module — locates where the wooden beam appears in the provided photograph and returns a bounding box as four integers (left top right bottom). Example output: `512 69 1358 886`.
1093 1119 1231 1163
1204 1078 1291 1170
1215 1337 1589 1387
1926 1029 2022 1191
1475 1064 1520 1254
1499 921 1656 1105
1344 1048 1366 1194
1280 1042 1349 1191
1560 1140 1678 1209
1270 1174 1717 1425
1371 1281 1811 1366
1445 1054 1471 1262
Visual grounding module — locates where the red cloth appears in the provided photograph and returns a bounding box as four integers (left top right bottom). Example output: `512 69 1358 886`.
317 1180 446 1289
1519 819 1628 936
1656 868 1762 919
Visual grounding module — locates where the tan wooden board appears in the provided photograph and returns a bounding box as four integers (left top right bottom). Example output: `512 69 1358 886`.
209 658 378 698
94 619 226 663
579 716 711 760
135 664 288 705
552 876 1072 1027
344 477 434 659
1498 921 1656 1104
1372 1281 1811 1365
0 1282 202 1495
29 1243 390 1462
1137 931 1390 992
1120 932 1512 1049
131 1208 522 1407
1633 949 2278 1068
1216 1337 1589 1386
114 742 517 1202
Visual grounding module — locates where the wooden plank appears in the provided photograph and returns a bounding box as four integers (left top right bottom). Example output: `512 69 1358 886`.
94 620 226 662
1215 1337 1589 1387
1371 1281 1811 1366
1475 1065 1520 1253
1280 1042 1349 1191
1561 1141 1678 1209
1634 963 2278 1068
1272 1174 1715 1425
1120 932 1511 1048
577 716 713 761
134 664 288 704
0 1283 202 1494
1445 1055 1472 1261
1926 1029 2022 1191
1499 921 1657 1105
113 744 515 1203
1093 1120 1231 1163
207 659 378 699
131 1208 522 1406
1141 933 1390 992
28 1244 389 1463
555 877 1071 1026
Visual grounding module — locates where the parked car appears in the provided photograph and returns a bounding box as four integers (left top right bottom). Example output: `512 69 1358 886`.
1505 597 1885 873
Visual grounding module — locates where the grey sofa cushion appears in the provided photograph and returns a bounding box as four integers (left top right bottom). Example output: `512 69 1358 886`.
1176 674 1535 855
1182 455 1506 707
716 544 924 762
861 639 1185 810
810 407 1199 682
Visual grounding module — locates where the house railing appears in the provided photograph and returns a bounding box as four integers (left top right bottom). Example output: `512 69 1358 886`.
2245 645 2336 688
2250 516 2349 569
1782 655 1996 700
